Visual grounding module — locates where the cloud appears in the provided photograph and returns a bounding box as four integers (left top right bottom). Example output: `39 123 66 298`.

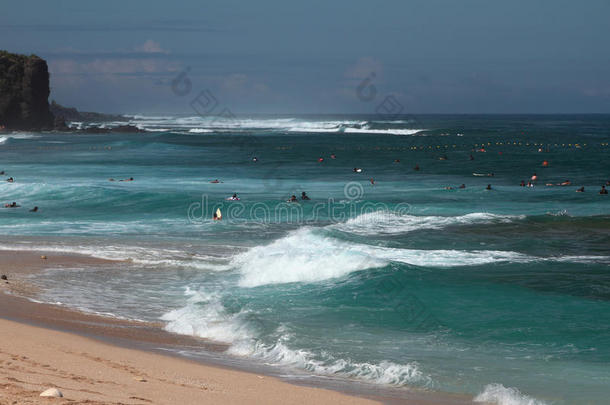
134 40 169 54
345 57 383 80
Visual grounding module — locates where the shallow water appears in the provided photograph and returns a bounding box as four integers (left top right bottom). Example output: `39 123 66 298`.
1 114 609 404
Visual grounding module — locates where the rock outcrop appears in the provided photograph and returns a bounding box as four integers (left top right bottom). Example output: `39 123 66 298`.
0 50 54 130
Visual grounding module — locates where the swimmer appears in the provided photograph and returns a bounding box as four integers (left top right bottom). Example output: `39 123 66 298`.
0 171 4 175
559 180 571 186
542 160 549 167
353 168 363 173
444 186 453 190
394 159 400 163
30 206 38 212
119 177 134 182
301 192 310 200
459 184 466 189
4 202 19 208
370 178 375 185
414 164 420 171
330 154 337 159
486 184 492 190
252 157 258 162
227 193 240 201
318 157 324 162
600 185 608 195
531 173 538 181
6 177 14 183
469 154 474 161
520 180 525 187
109 178 115 181
439 155 448 161
210 179 220 183
606 180 610 186
576 187 585 193
288 195 298 202
527 181 534 187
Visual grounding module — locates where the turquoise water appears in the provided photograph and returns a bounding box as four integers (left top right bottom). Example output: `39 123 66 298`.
1 115 609 404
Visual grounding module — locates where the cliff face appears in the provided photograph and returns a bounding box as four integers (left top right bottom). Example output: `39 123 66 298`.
0 51 54 130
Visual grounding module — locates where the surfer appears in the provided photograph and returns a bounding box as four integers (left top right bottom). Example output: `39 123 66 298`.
459 184 466 189
288 195 298 202
318 157 324 162
210 179 220 183
527 181 534 187
30 206 38 212
439 155 448 160
600 185 608 195
353 167 362 173
227 193 240 201
469 154 474 161
370 178 375 185
486 184 492 190
252 157 258 162
301 192 310 200
531 173 538 181
330 154 336 159
542 160 549 167
394 159 400 163
576 187 585 193
213 208 222 221
4 202 19 208
414 164 420 171
6 177 14 183
520 180 525 187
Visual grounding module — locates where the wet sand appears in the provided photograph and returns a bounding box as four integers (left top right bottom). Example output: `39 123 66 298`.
0 250 476 404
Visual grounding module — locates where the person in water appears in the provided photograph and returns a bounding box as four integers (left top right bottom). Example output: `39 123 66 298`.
330 154 336 159
0 170 4 175
288 195 298 202
210 179 220 183
394 159 400 163
469 154 474 161
6 177 14 183
576 187 585 192
4 202 19 208
600 185 608 195
486 184 492 190
459 184 466 189
30 206 38 212
301 192 310 200
414 164 420 171
527 181 534 187
531 173 538 181
370 178 375 185
252 157 258 162
520 180 526 187
228 193 239 200
318 157 324 162
353 167 362 173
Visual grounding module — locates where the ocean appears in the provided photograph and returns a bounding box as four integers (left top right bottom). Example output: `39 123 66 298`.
1 114 609 404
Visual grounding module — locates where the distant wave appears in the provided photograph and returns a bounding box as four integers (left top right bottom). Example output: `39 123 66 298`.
474 383 548 405
333 212 522 235
81 115 427 135
0 133 40 144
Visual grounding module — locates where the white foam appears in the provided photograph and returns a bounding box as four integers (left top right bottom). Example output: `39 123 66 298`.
474 383 548 405
233 228 532 287
333 212 521 235
0 133 40 144
343 128 427 136
162 286 430 387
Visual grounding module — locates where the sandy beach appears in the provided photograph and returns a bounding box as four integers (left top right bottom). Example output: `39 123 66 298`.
0 250 475 405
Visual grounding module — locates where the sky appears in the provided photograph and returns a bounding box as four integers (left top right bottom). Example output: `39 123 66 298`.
2 0 610 114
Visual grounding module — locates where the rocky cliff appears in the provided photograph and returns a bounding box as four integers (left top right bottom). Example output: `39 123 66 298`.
0 50 54 130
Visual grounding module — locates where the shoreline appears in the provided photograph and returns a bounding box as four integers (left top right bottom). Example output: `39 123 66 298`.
0 250 475 404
